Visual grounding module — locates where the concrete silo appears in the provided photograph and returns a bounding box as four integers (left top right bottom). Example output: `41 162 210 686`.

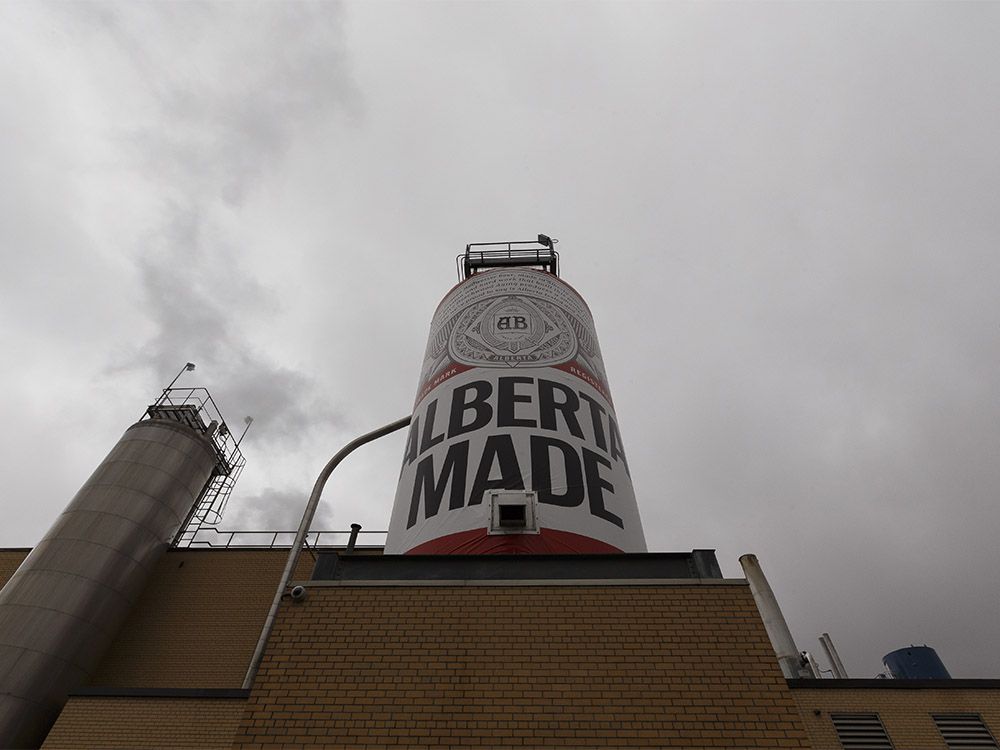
386 237 646 554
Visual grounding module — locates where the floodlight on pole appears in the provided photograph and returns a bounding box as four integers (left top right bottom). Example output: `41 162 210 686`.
164 362 197 392
236 416 254 449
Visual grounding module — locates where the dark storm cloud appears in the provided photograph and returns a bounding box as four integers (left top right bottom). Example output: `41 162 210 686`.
234 487 317 531
82 1 360 197
134 224 341 447
77 1 359 445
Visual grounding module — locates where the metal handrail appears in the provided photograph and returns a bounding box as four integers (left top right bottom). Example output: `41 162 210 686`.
175 527 389 549
456 238 559 280
145 386 246 478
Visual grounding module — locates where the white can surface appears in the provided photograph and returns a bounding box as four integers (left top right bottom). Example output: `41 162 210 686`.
386 268 646 554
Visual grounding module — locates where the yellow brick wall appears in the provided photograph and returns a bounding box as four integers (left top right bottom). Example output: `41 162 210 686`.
41 696 246 749
793 687 1000 749
235 582 811 749
0 548 29 586
90 548 313 688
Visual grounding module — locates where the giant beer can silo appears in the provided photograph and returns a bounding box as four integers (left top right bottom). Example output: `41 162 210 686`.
386 254 646 554
0 415 219 748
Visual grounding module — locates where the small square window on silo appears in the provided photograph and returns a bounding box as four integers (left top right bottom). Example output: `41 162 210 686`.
488 491 540 535
498 503 526 527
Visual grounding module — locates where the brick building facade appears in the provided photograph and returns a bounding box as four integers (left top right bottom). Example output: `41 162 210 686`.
1 546 996 748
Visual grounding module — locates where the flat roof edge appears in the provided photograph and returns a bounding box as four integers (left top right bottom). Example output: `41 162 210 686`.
311 550 723 582
71 687 250 699
296 577 748 588
788 678 1000 690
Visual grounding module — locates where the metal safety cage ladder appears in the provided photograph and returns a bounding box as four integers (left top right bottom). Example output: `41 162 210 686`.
141 387 247 546
457 234 559 280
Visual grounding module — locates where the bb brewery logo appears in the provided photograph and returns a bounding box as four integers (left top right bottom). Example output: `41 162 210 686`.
496 314 527 330
448 294 578 368
484 298 539 353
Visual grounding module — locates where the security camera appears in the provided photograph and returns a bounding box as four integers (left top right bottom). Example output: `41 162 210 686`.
290 585 307 602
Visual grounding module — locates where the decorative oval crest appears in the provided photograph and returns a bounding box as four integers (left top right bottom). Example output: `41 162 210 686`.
449 294 577 368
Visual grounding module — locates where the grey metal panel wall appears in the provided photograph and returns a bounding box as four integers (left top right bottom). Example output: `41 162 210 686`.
0 419 217 748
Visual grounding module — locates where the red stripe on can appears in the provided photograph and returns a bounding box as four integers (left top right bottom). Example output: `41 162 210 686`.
405 527 623 555
551 360 614 407
414 362 473 405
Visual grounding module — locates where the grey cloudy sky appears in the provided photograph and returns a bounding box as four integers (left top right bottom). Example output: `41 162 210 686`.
2 1 999 678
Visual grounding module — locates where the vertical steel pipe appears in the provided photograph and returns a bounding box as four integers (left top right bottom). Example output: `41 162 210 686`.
739 553 812 680
819 632 849 679
346 523 362 553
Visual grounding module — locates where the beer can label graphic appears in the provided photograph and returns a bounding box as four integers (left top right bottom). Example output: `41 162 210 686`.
386 268 646 554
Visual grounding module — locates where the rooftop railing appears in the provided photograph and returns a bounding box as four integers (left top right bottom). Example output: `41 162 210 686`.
457 236 559 279
174 527 388 550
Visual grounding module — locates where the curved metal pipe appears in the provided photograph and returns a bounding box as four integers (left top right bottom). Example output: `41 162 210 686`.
242 415 412 689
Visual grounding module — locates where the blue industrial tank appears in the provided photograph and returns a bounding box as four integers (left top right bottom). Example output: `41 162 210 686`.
883 646 951 679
